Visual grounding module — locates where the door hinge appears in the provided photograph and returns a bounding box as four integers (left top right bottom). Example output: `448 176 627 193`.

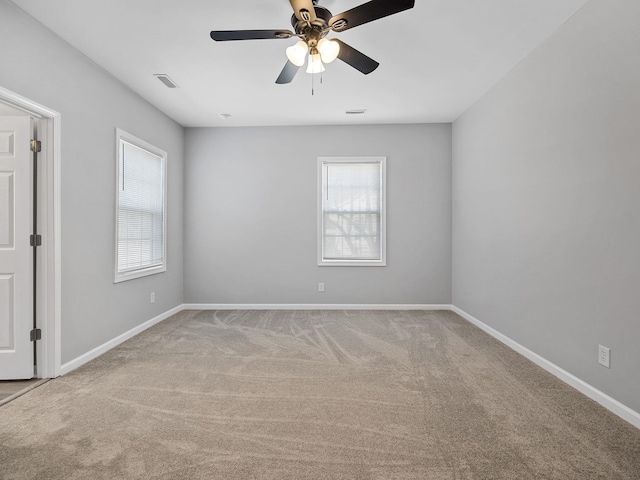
30 234 42 247
30 139 41 153
30 328 42 342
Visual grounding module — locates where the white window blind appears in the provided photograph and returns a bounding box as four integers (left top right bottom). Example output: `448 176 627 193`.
319 157 386 266
115 130 167 282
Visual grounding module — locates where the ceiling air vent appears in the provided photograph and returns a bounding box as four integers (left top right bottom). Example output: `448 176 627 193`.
154 74 179 88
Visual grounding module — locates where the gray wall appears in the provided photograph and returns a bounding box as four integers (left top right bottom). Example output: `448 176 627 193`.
185 124 451 305
452 0 640 413
0 1 185 363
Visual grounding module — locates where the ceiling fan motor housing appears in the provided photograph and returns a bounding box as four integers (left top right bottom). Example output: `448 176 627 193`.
291 5 333 46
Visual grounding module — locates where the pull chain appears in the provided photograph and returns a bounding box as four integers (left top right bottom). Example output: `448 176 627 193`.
311 71 324 95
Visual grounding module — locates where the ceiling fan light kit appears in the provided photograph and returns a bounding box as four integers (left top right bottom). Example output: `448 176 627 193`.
286 40 309 67
317 38 340 63
210 0 415 84
306 52 325 74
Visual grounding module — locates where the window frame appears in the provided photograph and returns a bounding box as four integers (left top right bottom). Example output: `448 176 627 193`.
114 128 167 283
317 156 387 267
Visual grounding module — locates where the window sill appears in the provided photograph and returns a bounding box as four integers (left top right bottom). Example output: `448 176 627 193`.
318 260 386 267
114 265 166 283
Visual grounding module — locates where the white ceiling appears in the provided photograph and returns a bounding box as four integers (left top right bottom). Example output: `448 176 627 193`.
11 0 588 127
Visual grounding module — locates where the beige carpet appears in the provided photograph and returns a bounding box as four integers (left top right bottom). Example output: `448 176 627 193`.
1 310 639 479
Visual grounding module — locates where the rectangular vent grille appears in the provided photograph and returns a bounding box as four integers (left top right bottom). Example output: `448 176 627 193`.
154 74 179 88
345 109 367 115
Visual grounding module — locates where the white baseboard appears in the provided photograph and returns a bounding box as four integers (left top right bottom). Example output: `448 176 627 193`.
450 306 640 430
59 305 183 375
182 303 452 311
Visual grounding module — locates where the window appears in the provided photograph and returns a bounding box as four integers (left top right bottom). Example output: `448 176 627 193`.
114 129 167 283
318 157 386 266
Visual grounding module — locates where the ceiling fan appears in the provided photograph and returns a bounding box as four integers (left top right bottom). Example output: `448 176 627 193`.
210 0 415 84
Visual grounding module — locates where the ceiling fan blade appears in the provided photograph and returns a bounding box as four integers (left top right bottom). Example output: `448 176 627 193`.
276 60 301 84
329 0 415 32
289 0 317 23
210 30 293 41
333 39 379 74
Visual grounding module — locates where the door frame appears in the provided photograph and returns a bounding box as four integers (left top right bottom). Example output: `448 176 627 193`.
0 86 61 378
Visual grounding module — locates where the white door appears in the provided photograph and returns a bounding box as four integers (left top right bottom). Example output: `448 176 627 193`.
0 116 33 379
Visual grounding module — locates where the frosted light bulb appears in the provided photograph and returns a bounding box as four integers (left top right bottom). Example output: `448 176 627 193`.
286 41 308 67
318 38 340 63
306 53 325 74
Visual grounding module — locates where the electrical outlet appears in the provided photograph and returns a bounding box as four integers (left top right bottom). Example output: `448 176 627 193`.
318 283 325 292
598 345 610 368
150 292 155 304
